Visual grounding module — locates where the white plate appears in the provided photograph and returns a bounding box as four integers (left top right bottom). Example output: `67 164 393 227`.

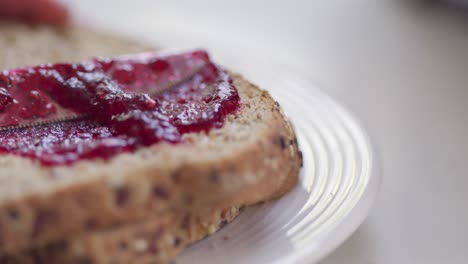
71 5 381 263
179 71 380 264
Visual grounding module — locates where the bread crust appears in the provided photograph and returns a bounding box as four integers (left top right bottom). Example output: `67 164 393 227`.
0 24 302 256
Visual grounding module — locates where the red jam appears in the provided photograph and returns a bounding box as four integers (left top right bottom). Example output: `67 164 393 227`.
0 50 240 166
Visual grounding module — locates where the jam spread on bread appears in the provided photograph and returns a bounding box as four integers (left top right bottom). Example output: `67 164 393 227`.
0 50 240 165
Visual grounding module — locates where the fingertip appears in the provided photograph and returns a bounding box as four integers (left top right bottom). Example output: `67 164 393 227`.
36 0 70 26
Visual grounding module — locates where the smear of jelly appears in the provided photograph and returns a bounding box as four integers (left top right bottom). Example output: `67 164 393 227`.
0 50 240 166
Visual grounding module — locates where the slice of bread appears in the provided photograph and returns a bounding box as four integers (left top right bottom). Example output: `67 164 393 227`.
0 23 302 256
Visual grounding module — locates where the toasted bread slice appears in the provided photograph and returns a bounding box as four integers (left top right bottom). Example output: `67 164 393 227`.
0 23 302 255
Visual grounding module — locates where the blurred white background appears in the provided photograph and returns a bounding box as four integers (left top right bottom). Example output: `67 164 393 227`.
64 0 468 263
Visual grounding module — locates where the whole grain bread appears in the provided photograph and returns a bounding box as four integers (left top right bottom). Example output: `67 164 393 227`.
0 23 302 255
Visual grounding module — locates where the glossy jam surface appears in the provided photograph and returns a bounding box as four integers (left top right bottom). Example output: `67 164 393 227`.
0 50 240 165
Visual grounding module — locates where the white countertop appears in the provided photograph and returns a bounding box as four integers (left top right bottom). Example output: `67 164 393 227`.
67 0 468 263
